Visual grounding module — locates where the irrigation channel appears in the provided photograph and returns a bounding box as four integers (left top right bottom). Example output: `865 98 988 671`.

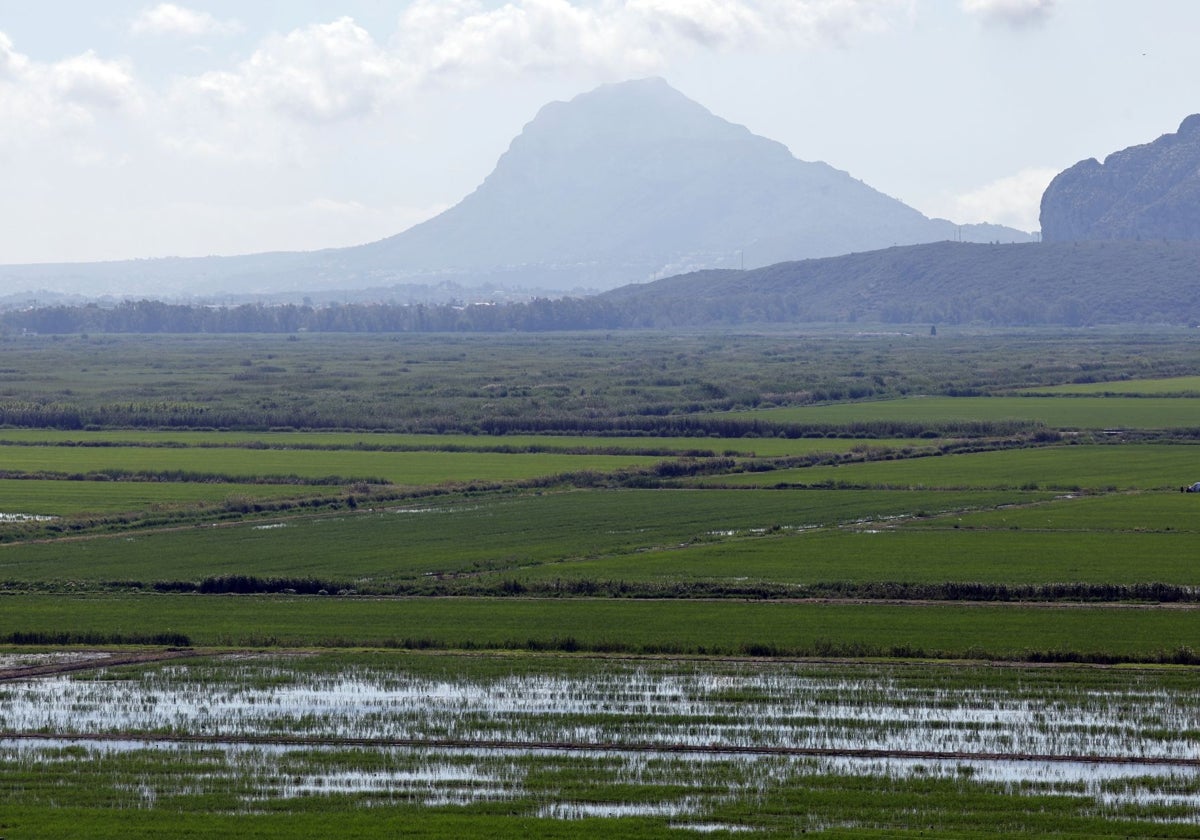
3 650 1200 824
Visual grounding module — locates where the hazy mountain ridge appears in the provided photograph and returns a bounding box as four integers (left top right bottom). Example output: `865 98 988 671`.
9 241 1199 333
0 78 1029 299
1041 115 1200 242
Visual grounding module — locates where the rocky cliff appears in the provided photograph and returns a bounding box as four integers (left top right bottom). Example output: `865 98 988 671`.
1041 115 1200 241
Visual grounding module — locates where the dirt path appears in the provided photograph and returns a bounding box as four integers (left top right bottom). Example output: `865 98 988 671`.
0 647 199 682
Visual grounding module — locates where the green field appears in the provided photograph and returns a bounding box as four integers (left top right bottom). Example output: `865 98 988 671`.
0 488 1032 585
903 491 1200 532
0 443 663 484
5 594 1200 660
703 443 1200 490
508 527 1200 587
726 396 1200 429
0 428 933 458
5 330 1200 837
1016 374 1200 395
0 478 341 517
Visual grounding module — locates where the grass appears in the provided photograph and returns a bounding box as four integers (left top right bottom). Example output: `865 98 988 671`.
506 527 1200 587
5 594 1200 661
0 807 692 840
0 478 341 517
701 443 1198 490
725 396 1200 430
0 444 666 484
1015 374 1200 395
9 779 1188 838
902 491 1200 532
8 330 1200 835
0 489 1040 585
0 428 934 458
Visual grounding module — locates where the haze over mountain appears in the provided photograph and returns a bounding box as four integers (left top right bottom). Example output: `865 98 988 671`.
0 78 1028 300
1041 114 1200 242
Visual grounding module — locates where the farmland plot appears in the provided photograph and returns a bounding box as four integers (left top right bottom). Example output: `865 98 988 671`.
4 330 1200 836
3 652 1200 836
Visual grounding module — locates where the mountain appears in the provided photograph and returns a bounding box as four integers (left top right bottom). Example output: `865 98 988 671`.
0 78 1030 298
1041 115 1200 242
348 77 1029 282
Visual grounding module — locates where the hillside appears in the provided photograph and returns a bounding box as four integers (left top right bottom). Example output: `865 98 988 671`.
8 240 1200 333
598 240 1200 327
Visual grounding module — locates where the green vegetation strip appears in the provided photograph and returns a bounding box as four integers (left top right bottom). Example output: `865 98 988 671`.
507 528 1200 588
0 444 663 484
9 786 1180 839
729 396 1200 429
0 490 1040 584
0 428 931 458
1016 375 1200 395
6 595 1200 662
903 491 1200 532
0 478 340 517
706 443 1197 490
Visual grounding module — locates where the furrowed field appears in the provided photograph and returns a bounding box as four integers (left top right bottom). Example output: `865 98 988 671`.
3 327 1200 836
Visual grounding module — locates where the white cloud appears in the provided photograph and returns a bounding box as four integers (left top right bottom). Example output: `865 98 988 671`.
631 0 904 49
940 167 1058 231
0 32 141 142
180 17 394 123
961 0 1055 29
401 0 625 79
131 4 242 38
0 31 29 79
395 0 909 83
146 0 910 148
51 51 140 111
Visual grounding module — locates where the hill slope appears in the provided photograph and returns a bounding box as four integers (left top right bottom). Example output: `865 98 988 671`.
7 241 1199 332
599 240 1200 326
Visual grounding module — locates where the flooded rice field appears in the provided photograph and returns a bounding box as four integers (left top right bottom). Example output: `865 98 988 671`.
4 655 1199 760
3 652 1200 825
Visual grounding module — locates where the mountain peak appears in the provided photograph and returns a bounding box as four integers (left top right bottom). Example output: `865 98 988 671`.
506 76 754 156
1177 113 1200 136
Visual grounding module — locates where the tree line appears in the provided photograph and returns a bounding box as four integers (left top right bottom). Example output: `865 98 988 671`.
0 298 630 335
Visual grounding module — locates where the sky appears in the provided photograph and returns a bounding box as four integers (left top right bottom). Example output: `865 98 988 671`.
1 0 1198 265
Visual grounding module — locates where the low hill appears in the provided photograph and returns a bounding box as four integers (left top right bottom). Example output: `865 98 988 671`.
8 241 1199 333
599 240 1200 327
